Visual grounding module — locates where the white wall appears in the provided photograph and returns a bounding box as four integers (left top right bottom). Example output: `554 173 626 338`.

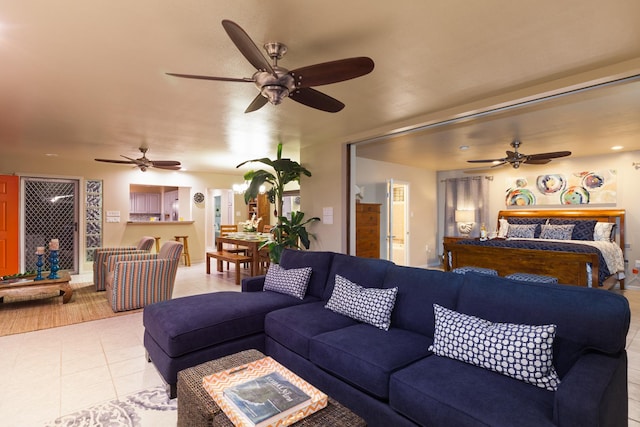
437 150 640 276
355 157 437 267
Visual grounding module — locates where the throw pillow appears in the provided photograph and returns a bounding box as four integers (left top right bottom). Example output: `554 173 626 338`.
507 224 537 239
264 264 312 299
429 304 560 391
325 275 398 330
539 224 574 240
594 222 616 242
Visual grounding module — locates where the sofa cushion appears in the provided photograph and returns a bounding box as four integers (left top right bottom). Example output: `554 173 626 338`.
309 324 432 399
325 275 398 330
279 249 335 299
382 266 464 336
265 302 358 359
323 253 394 300
389 356 555 427
143 291 310 357
457 273 630 376
264 263 312 299
429 304 560 391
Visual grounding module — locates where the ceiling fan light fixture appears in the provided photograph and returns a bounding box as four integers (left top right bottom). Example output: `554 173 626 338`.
260 84 290 105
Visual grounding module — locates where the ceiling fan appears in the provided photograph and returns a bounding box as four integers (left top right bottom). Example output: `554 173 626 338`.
95 147 181 172
166 19 375 113
467 140 571 169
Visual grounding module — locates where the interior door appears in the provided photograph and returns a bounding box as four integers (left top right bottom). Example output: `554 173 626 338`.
384 179 410 265
0 175 19 275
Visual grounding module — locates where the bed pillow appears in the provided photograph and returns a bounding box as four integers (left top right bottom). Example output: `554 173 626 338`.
507 217 546 237
429 304 560 391
549 219 597 241
264 264 312 299
594 222 616 242
539 224 574 240
507 224 537 239
325 274 398 330
497 218 509 238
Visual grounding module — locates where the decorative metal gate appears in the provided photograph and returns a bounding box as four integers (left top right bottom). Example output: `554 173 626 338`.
22 177 79 273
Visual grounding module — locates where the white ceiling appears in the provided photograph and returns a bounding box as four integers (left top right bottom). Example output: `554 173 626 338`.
1 1 640 174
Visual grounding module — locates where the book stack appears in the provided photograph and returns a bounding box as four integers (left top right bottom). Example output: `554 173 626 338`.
202 356 328 427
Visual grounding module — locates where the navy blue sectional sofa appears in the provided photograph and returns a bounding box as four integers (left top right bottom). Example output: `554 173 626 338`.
143 249 630 426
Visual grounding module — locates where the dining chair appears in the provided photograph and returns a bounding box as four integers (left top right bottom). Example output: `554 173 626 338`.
219 225 249 269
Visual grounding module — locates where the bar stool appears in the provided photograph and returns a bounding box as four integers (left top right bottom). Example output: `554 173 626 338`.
154 237 161 253
174 235 191 266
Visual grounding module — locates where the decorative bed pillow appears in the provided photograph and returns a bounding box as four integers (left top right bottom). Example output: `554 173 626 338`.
325 274 398 330
264 264 312 299
594 222 616 241
497 218 509 238
549 219 597 241
507 217 546 237
429 304 560 391
539 224 574 240
507 224 537 239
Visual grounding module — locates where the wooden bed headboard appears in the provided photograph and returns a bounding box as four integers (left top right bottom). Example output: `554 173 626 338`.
497 209 626 255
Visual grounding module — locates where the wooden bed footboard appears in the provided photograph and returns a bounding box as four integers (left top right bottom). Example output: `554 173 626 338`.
444 242 600 287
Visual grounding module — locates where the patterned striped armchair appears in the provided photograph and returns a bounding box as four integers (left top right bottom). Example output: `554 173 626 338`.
104 241 183 312
93 236 156 291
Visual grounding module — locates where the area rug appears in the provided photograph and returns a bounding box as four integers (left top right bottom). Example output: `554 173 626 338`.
44 386 176 427
0 282 141 337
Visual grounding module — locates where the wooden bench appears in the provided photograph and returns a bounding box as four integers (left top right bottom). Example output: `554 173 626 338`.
206 251 252 285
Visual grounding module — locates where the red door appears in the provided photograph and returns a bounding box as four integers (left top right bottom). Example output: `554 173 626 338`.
0 175 19 276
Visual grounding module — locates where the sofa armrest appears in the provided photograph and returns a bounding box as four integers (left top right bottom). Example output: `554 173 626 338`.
553 351 627 427
105 253 159 273
242 275 266 292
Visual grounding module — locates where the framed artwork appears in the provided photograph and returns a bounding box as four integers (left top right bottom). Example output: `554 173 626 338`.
505 170 616 206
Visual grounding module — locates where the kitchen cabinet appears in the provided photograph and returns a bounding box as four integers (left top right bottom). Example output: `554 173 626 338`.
130 193 161 214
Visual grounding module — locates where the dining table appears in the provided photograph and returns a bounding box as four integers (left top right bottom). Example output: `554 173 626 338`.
215 232 270 277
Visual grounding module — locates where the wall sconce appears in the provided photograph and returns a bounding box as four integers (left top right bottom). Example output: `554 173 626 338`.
455 209 475 237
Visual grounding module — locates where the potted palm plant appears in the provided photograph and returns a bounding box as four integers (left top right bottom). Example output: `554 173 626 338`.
237 143 320 263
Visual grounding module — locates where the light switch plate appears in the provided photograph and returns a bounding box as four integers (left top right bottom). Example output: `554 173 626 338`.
106 216 120 223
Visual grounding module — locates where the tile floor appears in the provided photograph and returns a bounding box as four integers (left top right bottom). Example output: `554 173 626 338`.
1 264 639 426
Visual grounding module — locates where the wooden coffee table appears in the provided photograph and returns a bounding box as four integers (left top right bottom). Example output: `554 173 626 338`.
177 349 366 427
0 271 73 304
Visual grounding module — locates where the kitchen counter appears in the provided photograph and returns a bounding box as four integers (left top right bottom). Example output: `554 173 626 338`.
126 221 194 225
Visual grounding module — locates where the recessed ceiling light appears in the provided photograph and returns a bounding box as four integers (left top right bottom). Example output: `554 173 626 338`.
611 145 623 151
45 153 58 157
459 145 470 151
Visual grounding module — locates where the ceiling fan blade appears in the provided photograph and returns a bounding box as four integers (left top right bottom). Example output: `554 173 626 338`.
153 164 182 170
95 158 135 164
289 88 345 113
524 158 552 165
527 151 572 160
151 160 181 167
221 20 275 75
467 158 505 163
491 161 508 168
121 155 145 165
290 57 375 88
166 73 253 83
245 94 269 113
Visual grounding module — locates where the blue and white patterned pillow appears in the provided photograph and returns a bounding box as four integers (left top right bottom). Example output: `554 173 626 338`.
594 222 616 241
325 275 398 330
429 304 560 391
264 264 312 299
539 224 574 240
507 224 537 239
549 219 597 241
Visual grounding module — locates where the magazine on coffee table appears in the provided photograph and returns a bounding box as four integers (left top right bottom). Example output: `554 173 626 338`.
202 356 328 427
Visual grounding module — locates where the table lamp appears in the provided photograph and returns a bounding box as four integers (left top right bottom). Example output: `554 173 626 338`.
455 209 475 237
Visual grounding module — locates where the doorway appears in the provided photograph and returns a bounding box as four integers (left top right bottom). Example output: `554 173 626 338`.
21 177 79 273
383 180 409 265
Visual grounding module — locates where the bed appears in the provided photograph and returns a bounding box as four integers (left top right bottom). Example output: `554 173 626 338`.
443 209 626 289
